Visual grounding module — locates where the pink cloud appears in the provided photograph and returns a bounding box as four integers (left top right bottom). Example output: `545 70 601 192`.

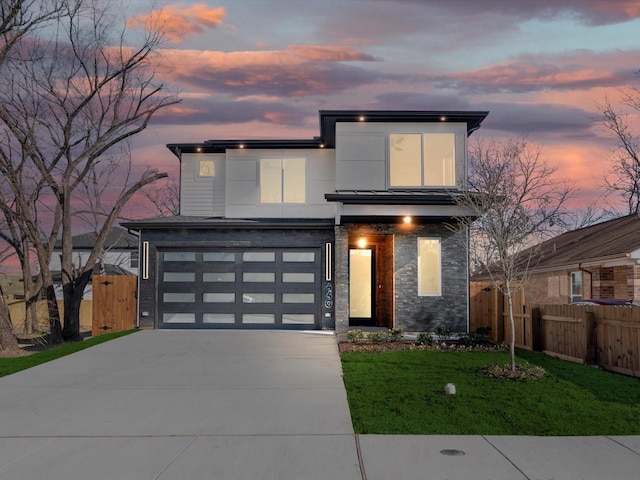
153 44 377 96
431 50 640 94
127 3 226 43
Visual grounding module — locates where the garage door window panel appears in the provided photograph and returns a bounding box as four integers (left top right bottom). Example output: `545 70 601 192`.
243 314 275 324
204 272 236 282
204 252 236 262
163 272 195 282
164 252 196 262
203 313 236 324
203 293 235 303
243 293 275 303
243 272 275 282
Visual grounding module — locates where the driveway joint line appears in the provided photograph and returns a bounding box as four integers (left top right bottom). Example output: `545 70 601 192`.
605 436 640 456
482 435 531 480
153 435 199 480
354 434 368 480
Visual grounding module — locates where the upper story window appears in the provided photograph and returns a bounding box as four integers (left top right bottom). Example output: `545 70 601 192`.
389 133 455 187
260 158 305 203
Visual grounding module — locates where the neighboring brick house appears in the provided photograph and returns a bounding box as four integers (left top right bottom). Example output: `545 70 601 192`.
123 110 489 332
475 214 640 305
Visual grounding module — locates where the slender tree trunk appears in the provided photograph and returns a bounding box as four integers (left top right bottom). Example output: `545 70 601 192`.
506 283 516 371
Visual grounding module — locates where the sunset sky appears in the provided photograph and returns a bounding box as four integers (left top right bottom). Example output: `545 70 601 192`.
126 0 640 214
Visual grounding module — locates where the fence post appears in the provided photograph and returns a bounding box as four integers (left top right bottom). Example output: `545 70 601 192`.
584 311 597 365
531 306 543 352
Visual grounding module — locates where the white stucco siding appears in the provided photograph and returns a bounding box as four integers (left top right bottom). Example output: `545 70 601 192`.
225 148 336 218
335 121 468 190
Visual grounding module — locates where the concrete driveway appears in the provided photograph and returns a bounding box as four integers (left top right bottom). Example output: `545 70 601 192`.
1 330 640 480
0 330 361 479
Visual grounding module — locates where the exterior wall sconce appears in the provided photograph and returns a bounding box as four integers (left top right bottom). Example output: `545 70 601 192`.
357 237 367 248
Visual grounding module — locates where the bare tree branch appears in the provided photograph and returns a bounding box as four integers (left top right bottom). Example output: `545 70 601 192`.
454 138 575 370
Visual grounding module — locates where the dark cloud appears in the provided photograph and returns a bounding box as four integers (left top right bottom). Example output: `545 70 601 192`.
368 0 640 26
368 91 594 138
478 102 594 137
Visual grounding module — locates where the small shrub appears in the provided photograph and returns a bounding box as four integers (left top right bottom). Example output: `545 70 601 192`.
458 332 485 347
346 329 365 343
389 328 405 342
435 325 451 342
417 332 435 346
475 326 492 337
367 331 392 343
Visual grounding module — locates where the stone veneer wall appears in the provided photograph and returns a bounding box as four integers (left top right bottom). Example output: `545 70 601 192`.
334 222 469 333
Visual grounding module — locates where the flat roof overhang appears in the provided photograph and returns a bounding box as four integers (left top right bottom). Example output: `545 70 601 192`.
166 109 490 158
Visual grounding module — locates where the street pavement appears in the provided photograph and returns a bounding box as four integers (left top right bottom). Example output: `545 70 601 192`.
0 330 638 479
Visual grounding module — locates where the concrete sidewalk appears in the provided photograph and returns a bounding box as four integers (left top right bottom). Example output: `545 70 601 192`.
0 330 638 479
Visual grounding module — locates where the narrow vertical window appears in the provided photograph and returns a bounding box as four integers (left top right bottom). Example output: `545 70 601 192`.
570 271 582 302
418 238 441 296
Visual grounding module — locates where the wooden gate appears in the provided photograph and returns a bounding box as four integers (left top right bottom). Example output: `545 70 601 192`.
92 275 137 336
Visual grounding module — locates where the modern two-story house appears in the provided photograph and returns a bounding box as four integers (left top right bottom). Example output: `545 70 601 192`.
123 110 489 332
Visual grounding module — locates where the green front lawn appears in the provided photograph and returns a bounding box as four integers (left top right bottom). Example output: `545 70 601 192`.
341 348 640 435
0 330 138 378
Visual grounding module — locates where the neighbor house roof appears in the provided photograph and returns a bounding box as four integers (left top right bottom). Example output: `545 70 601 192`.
55 227 138 250
473 214 640 280
166 109 490 156
531 213 640 270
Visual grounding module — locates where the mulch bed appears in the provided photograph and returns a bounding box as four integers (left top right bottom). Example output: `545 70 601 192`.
338 340 505 354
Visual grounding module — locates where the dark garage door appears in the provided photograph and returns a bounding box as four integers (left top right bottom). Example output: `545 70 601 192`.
158 248 321 329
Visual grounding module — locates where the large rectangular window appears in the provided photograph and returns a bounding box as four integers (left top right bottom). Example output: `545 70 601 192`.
389 133 455 187
260 158 305 203
418 238 441 296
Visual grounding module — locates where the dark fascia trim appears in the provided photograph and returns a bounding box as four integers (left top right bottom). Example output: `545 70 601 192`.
325 192 461 205
166 109 489 158
339 215 472 225
167 139 323 158
319 110 489 148
121 219 335 231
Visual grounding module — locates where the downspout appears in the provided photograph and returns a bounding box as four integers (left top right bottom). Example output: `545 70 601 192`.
578 263 594 299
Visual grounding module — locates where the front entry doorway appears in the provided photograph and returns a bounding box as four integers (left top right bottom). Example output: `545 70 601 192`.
348 234 394 329
349 248 375 326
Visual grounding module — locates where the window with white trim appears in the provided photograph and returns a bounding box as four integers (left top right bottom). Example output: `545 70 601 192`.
418 238 441 296
389 133 456 187
260 158 305 203
570 271 582 302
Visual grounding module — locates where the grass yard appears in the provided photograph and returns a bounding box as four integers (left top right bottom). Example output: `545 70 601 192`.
0 329 138 378
341 348 640 435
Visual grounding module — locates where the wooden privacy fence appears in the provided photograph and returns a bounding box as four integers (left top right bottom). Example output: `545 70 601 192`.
471 293 640 377
92 275 137 336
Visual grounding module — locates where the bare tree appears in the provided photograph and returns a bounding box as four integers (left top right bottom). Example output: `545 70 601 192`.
137 177 180 217
455 138 575 371
0 0 180 342
599 90 640 214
